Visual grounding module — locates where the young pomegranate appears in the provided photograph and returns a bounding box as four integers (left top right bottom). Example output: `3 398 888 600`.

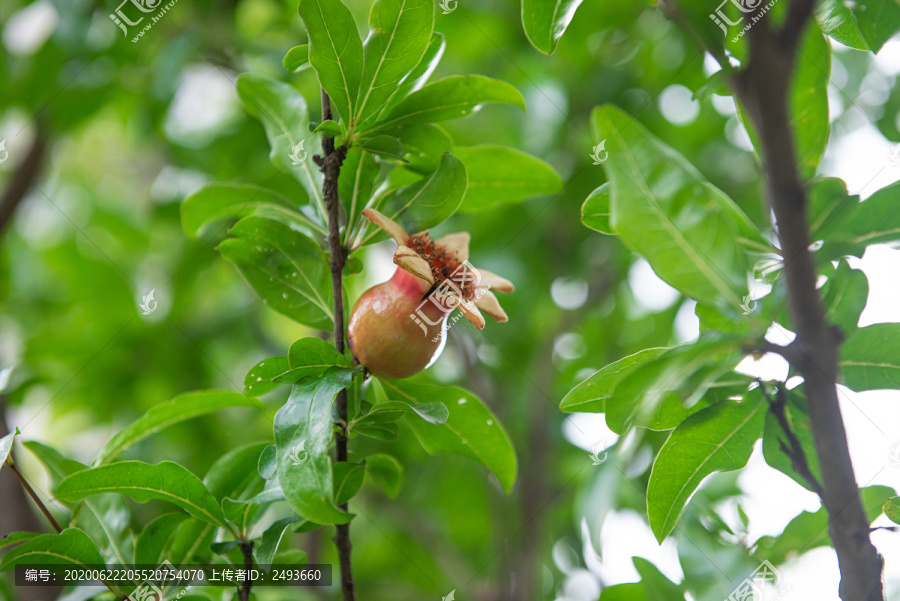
348 208 514 379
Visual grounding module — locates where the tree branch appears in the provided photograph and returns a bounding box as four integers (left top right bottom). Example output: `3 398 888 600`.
237 541 254 601
6 455 62 534
0 125 49 237
733 6 884 601
315 89 355 601
661 1 884 598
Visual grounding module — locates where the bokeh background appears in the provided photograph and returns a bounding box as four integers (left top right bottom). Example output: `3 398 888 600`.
2 0 900 599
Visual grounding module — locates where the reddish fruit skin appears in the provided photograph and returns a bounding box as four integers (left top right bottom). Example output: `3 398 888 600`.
348 268 447 379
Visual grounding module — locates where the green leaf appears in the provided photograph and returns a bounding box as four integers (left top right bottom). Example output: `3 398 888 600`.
258 444 278 480
57 461 230 531
392 123 453 173
339 147 379 243
372 75 525 132
885 496 900 525
817 0 870 50
283 44 310 72
244 356 290 397
356 400 449 425
354 422 400 440
236 74 324 211
560 348 667 413
333 462 365 505
380 380 518 493
364 152 466 242
453 145 562 210
222 497 260 535
601 583 648 601
647 392 766 542
382 32 446 114
0 532 41 551
134 513 187 566
582 183 612 235
357 135 404 160
809 177 858 244
282 337 355 381
219 216 333 329
313 119 344 137
822 261 868 333
521 0 585 54
181 184 323 239
789 26 831 178
169 444 267 564
0 529 104 571
0 427 18 472
356 0 434 123
274 371 354 524
820 180 900 254
94 391 262 465
755 485 894 563
592 105 764 309
299 0 364 122
257 515 301 569
840 324 900 391
762 389 822 492
852 0 900 53
365 454 403 498
633 557 684 601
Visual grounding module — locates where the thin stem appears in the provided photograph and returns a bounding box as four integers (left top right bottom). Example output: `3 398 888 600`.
237 541 254 601
317 88 355 601
6 456 62 534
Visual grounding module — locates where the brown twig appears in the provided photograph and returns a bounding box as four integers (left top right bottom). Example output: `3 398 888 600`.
6 455 62 534
315 88 355 601
0 124 49 236
238 541 254 601
661 1 884 598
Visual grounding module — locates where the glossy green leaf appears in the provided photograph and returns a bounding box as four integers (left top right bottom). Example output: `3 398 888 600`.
356 0 434 123
560 348 667 413
219 216 333 329
236 74 324 211
600 583 648 601
356 400 449 425
313 119 343 137
57 461 230 531
822 261 868 333
647 392 766 542
852 0 900 53
373 75 525 132
134 513 187 566
257 515 301 569
582 183 612 235
0 532 41 551
633 557 684 600
380 380 517 493
222 497 260 535
354 422 400 440
521 0 585 54
363 152 466 242
592 105 764 309
339 148 380 245
0 529 104 571
789 26 831 178
244 356 290 397
94 391 262 465
454 145 562 210
258 444 278 480
333 461 365 505
274 370 354 524
365 454 403 498
817 0 870 50
181 184 323 239
820 180 900 255
282 337 356 382
299 0 364 122
392 123 453 173
357 135 404 160
169 444 267 564
840 324 900 391
382 32 446 115
283 44 310 72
